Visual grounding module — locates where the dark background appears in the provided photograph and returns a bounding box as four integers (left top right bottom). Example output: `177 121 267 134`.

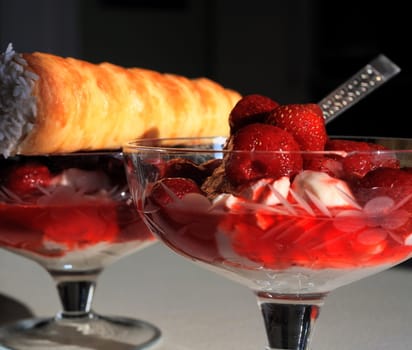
0 0 410 138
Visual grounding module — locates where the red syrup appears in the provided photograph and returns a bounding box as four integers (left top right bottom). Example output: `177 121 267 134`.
0 199 154 258
145 184 412 271
0 155 155 267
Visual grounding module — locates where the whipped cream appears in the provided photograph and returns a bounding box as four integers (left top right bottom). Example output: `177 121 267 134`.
291 170 356 208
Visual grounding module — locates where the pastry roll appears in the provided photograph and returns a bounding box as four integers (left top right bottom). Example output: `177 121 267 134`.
0 44 241 157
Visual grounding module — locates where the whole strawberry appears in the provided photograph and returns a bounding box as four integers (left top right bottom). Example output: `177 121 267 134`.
6 162 52 197
149 177 202 207
265 103 327 151
358 167 412 191
326 139 400 179
225 123 303 186
229 94 279 133
354 167 412 210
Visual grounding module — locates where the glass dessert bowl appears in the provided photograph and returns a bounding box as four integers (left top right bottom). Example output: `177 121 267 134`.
124 135 412 350
0 152 160 350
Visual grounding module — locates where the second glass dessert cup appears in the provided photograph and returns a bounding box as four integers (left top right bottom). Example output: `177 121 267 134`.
124 136 412 350
0 151 160 350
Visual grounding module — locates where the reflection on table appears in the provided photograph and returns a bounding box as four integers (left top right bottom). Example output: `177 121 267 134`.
1 245 412 350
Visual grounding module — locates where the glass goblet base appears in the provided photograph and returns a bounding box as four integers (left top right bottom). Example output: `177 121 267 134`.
0 313 161 350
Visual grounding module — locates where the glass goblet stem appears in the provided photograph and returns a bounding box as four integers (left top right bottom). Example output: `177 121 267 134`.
256 291 327 350
50 269 102 319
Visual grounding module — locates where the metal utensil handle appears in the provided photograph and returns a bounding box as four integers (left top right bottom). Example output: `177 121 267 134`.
319 54 401 124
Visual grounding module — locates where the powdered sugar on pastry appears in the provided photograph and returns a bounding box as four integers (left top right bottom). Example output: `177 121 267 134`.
0 43 38 157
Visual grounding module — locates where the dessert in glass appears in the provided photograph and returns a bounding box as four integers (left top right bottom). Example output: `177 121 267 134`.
123 94 412 350
0 41 243 350
0 152 160 349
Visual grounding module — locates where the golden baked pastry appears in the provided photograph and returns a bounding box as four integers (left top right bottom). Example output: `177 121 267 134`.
0 44 241 157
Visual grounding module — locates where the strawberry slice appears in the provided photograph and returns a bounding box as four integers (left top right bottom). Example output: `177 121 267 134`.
265 103 327 151
225 123 303 186
6 162 52 197
149 177 202 207
356 167 412 204
229 94 279 133
351 229 388 256
326 139 400 179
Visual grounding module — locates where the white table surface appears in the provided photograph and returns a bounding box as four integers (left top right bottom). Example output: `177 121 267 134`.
1 243 412 350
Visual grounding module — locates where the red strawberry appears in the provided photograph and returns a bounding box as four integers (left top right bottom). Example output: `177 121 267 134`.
303 156 344 178
326 139 388 152
265 103 327 151
225 123 303 186
326 139 400 179
354 167 412 244
354 167 412 208
229 94 279 133
357 167 412 192
6 162 52 197
149 177 202 207
163 158 207 186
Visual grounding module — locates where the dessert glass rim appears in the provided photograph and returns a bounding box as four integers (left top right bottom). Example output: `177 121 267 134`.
123 135 412 155
1 149 123 159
